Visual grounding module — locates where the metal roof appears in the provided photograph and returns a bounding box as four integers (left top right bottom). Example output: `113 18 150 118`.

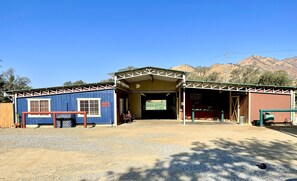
6 66 296 97
112 66 188 84
110 66 188 75
185 80 296 94
8 82 115 98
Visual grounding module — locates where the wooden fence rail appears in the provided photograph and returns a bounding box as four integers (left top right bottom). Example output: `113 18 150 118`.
22 111 87 128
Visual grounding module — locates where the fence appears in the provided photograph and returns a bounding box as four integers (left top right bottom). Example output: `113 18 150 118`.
259 109 297 127
0 103 14 128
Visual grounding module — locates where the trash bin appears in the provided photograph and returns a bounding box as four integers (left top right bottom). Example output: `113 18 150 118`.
239 116 245 125
56 114 75 128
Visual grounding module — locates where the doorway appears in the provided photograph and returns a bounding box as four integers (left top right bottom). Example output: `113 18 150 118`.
141 93 176 119
231 96 240 123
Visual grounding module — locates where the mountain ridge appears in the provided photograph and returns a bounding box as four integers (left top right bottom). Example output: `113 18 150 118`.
171 55 297 84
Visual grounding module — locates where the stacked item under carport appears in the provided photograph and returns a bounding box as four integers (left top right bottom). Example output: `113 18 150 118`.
56 114 76 128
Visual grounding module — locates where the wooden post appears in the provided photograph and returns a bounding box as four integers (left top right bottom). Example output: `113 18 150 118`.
22 113 26 128
53 113 57 128
84 112 87 128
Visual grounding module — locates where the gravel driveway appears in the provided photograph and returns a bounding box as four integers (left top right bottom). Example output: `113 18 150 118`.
1 120 297 180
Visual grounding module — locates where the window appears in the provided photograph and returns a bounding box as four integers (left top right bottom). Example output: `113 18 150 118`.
27 98 51 117
145 100 167 110
126 98 129 112
119 98 124 114
77 98 101 117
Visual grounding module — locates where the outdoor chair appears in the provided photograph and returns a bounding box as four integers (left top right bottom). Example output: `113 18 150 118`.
121 111 134 123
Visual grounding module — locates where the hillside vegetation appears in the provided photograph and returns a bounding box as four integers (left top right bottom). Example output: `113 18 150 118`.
172 55 297 86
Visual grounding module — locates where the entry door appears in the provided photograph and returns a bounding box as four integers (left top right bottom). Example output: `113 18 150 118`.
231 96 240 123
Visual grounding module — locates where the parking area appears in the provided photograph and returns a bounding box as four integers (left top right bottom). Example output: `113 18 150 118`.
1 120 297 180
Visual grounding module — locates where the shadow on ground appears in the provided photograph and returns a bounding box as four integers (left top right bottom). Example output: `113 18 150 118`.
266 126 297 138
106 138 297 180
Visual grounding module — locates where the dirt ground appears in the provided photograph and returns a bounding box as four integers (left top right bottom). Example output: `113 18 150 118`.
1 120 297 180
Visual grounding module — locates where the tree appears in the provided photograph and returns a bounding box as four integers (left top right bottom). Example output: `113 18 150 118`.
230 68 242 83
99 78 114 83
241 67 260 84
258 70 291 86
274 70 292 86
0 68 31 102
118 66 138 72
188 66 209 80
63 81 72 86
205 72 221 82
63 80 86 86
230 66 260 84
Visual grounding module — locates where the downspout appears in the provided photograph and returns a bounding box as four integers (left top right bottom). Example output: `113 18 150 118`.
113 76 117 126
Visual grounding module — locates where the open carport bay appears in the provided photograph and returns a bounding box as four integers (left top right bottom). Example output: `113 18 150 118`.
0 121 297 180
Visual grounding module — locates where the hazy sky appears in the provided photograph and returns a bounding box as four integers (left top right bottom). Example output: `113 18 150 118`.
1 0 297 88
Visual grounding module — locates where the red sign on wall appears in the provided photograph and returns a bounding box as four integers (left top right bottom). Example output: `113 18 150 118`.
102 102 110 107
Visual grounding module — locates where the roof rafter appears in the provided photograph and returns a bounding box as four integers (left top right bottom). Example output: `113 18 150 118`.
14 84 114 98
186 81 294 95
115 67 185 81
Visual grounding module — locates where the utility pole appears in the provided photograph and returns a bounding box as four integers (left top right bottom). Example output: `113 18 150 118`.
225 51 229 82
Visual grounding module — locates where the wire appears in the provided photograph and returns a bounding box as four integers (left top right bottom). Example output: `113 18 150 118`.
231 49 297 55
205 49 297 64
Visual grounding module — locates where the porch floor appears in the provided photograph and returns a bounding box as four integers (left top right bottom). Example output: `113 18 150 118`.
122 119 239 126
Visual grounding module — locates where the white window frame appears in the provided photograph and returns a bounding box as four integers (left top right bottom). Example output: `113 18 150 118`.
77 98 101 117
27 98 51 118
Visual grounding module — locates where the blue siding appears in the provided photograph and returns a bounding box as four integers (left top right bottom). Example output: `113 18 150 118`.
17 89 114 125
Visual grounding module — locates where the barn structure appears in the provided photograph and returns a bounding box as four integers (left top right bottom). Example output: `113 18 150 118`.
7 66 296 127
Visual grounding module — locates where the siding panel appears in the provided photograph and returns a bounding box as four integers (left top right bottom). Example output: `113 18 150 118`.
17 90 114 125
250 93 291 123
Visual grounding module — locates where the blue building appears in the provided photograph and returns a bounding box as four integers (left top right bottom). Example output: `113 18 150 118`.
12 82 116 127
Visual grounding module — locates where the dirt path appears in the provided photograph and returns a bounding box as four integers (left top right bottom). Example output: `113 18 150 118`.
1 120 297 180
